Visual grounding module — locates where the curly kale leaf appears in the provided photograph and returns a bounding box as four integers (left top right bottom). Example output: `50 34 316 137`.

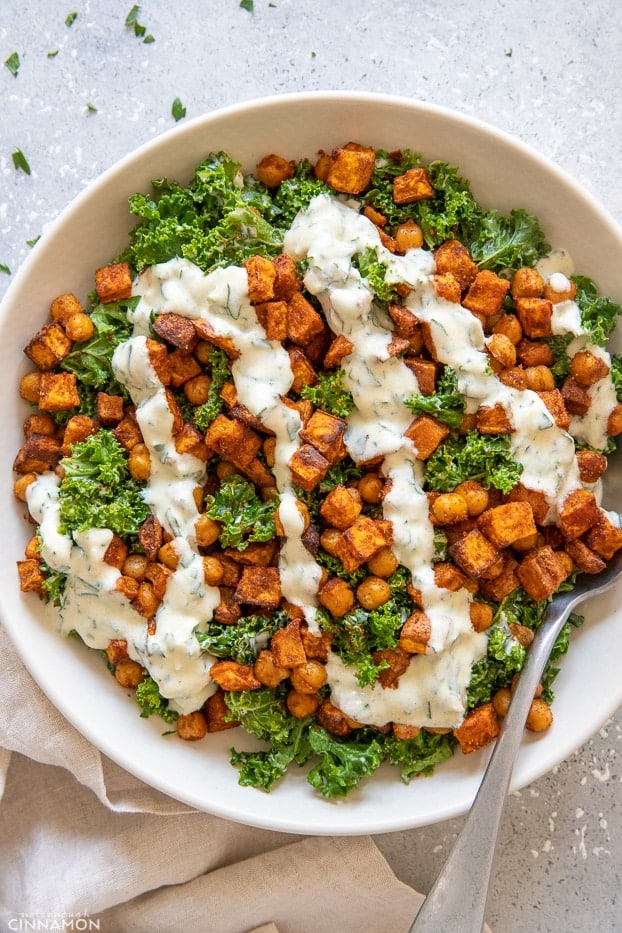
573 275 622 346
196 612 283 665
611 354 622 401
417 161 481 248
548 333 573 382
191 347 230 430
271 159 332 228
465 208 549 272
60 298 137 412
353 248 400 304
425 431 523 494
121 152 282 274
204 474 278 550
300 368 354 417
364 149 424 228
405 366 465 428
58 429 150 538
306 726 385 798
467 622 527 708
383 730 457 782
135 676 179 723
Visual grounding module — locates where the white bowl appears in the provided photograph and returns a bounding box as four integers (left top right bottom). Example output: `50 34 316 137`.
2 91 622 835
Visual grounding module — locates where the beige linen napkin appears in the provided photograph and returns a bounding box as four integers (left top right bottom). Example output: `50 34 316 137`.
0 622 429 933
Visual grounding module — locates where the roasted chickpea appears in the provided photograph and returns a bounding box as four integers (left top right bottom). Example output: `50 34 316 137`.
356 575 391 610
526 698 553 732
608 403 622 437
394 219 424 252
64 312 95 342
492 313 522 345
13 472 37 502
122 553 149 581
157 541 179 571
216 459 237 481
133 580 159 618
195 514 222 548
366 545 399 579
128 443 151 481
524 365 555 391
202 556 224 586
454 480 489 517
183 374 211 406
177 710 208 741
23 413 57 438
431 492 469 525
543 274 576 304
19 371 41 403
487 333 517 369
511 266 544 299
492 687 512 718
194 339 214 365
319 527 342 557
290 660 327 694
254 649 290 688
469 601 493 632
114 658 146 689
357 472 384 504
286 689 321 719
570 350 610 387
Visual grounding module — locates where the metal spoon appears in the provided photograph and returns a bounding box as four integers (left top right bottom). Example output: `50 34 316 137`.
410 545 622 933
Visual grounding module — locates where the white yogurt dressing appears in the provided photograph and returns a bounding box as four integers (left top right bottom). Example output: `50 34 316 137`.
29 192 618 729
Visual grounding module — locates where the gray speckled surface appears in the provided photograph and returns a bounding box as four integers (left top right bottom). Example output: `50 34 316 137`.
2 1 621 930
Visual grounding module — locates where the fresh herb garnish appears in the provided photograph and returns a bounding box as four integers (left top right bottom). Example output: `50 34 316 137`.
12 149 31 175
4 51 20 76
171 97 186 121
65 11 78 26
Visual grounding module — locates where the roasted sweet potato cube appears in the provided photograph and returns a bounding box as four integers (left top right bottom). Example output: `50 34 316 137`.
316 698 353 737
105 638 129 665
585 513 622 559
404 414 450 459
449 529 501 578
434 561 477 594
204 414 262 468
223 540 276 567
256 153 295 188
286 292 325 345
38 372 80 411
13 434 62 474
515 339 553 368
96 392 125 426
174 423 210 460
373 646 411 688
299 410 347 464
210 660 262 691
113 413 143 451
516 545 569 600
476 403 513 434
514 297 553 338
387 333 410 357
145 337 172 384
95 262 132 304
469 602 494 633
537 389 570 430
511 267 544 299
564 539 606 574
388 302 420 336
323 334 354 369
325 144 376 195
17 558 44 595
115 574 140 601
204 688 240 732
478 502 537 549
399 609 431 654
240 458 277 489
479 554 520 602
506 483 549 525
24 321 73 371
403 357 437 396
271 617 307 668
433 239 478 290
454 703 500 754
334 516 393 573
576 449 608 485
243 254 276 304
272 253 301 301
561 376 591 416
287 346 317 394
320 484 362 530
254 300 288 341
166 350 202 388
462 270 510 317
498 367 528 390
392 166 435 204
558 488 601 540
103 534 128 570
221 382 271 434
138 515 163 561
213 587 242 624
431 273 462 304
152 312 198 351
192 319 239 359
288 444 330 491
234 566 281 610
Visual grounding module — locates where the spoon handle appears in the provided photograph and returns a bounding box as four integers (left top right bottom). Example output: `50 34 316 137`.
409 594 576 933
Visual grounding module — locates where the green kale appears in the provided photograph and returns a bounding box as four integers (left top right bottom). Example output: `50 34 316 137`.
306 726 385 798
135 676 178 723
425 431 523 494
540 612 583 703
405 366 465 428
271 159 332 228
611 354 622 400
300 369 355 417
547 333 573 382
353 248 399 304
196 612 283 665
573 275 622 346
294 457 362 522
204 474 278 550
121 152 282 274
318 606 389 687
466 622 526 708
315 549 367 587
58 429 150 538
191 347 230 430
383 729 457 782
465 208 549 272
41 567 68 605
61 298 137 412
364 149 423 228
417 161 480 248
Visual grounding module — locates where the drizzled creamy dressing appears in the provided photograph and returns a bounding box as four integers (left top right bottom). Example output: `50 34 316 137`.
29 192 619 729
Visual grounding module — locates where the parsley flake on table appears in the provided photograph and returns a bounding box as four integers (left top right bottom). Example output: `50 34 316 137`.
12 149 31 174
65 11 78 26
0 263 10 275
125 4 155 42
240 0 254 11
171 97 186 121
4 51 20 76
